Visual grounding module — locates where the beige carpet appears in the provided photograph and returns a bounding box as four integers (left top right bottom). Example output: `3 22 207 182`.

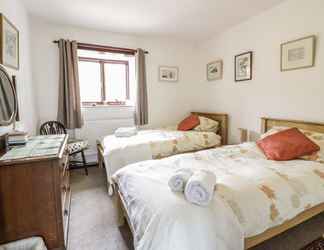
68 167 324 250
68 168 132 250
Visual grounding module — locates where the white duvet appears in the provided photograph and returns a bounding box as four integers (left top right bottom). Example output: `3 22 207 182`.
102 128 221 183
113 143 324 250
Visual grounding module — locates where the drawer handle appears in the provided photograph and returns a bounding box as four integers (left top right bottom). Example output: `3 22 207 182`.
64 209 68 216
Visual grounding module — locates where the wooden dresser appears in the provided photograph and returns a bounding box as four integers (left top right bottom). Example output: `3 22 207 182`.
0 135 70 250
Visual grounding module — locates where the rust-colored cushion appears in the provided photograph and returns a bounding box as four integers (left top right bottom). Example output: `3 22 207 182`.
178 115 200 131
257 127 320 161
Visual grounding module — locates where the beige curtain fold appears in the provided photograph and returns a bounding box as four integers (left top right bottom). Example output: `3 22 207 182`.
57 39 83 129
135 48 148 126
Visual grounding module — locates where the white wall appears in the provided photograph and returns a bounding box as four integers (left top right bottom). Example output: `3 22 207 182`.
0 0 38 136
195 0 324 144
30 18 198 157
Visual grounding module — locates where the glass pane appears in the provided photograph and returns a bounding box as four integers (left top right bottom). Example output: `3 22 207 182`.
104 63 127 101
78 61 101 102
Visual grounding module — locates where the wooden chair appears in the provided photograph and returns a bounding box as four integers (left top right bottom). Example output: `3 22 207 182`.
40 121 88 175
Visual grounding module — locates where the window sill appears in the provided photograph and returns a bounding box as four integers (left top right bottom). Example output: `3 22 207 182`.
82 104 134 108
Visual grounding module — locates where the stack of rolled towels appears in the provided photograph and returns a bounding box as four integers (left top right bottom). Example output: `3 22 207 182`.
168 168 216 206
115 127 138 137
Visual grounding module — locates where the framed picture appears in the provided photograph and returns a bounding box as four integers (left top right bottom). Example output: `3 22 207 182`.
235 51 252 82
207 60 223 81
281 35 315 71
0 14 19 70
159 66 178 82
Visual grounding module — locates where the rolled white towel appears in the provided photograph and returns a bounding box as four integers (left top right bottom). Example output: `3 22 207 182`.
184 170 216 206
115 127 138 137
168 168 194 192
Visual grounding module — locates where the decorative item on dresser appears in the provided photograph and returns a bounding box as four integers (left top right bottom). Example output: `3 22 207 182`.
0 135 70 250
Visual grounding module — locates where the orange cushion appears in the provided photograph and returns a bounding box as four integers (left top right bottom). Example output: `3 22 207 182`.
178 115 200 131
257 127 320 161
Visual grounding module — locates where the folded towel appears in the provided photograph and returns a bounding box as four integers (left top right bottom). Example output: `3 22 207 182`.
115 127 138 137
184 170 216 206
168 168 194 192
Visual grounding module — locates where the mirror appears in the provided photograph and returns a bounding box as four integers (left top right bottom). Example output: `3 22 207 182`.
0 65 17 126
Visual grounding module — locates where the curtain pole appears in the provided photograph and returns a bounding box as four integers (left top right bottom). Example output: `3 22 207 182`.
52 40 149 54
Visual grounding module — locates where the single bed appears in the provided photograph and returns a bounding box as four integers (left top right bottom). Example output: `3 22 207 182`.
97 112 228 194
113 117 324 250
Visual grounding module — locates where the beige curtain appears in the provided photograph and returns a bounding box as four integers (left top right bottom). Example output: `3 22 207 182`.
57 39 83 129
135 48 148 125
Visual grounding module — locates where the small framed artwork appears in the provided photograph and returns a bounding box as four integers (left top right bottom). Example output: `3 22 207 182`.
207 60 223 81
0 14 19 70
281 35 316 71
159 66 178 82
235 51 252 82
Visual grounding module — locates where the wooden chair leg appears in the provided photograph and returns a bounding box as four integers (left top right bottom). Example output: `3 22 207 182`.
81 150 88 175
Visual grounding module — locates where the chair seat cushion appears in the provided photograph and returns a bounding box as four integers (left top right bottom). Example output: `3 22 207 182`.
68 139 88 154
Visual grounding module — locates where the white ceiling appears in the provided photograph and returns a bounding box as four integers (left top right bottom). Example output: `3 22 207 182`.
21 0 285 42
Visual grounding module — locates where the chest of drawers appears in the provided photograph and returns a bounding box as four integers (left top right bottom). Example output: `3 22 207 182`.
0 135 70 250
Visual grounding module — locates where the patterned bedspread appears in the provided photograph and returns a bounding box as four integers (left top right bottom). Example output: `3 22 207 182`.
114 142 324 250
102 129 221 182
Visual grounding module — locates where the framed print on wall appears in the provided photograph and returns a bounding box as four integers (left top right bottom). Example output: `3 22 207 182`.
207 60 223 81
281 35 316 71
159 66 179 82
0 14 19 70
235 51 252 82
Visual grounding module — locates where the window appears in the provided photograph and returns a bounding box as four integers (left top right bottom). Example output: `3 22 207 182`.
78 48 135 106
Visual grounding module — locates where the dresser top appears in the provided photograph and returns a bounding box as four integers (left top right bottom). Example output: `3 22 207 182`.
0 134 68 166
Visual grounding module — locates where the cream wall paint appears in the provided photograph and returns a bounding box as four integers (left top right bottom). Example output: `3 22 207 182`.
195 0 324 144
0 0 38 136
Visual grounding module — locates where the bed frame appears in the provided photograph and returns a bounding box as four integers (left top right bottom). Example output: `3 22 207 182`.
116 117 324 249
97 112 228 194
244 117 324 249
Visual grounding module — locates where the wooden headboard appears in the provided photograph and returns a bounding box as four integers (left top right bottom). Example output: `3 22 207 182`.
191 112 228 145
261 117 324 134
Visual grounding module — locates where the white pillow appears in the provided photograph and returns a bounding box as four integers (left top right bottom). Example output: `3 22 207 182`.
194 116 219 133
